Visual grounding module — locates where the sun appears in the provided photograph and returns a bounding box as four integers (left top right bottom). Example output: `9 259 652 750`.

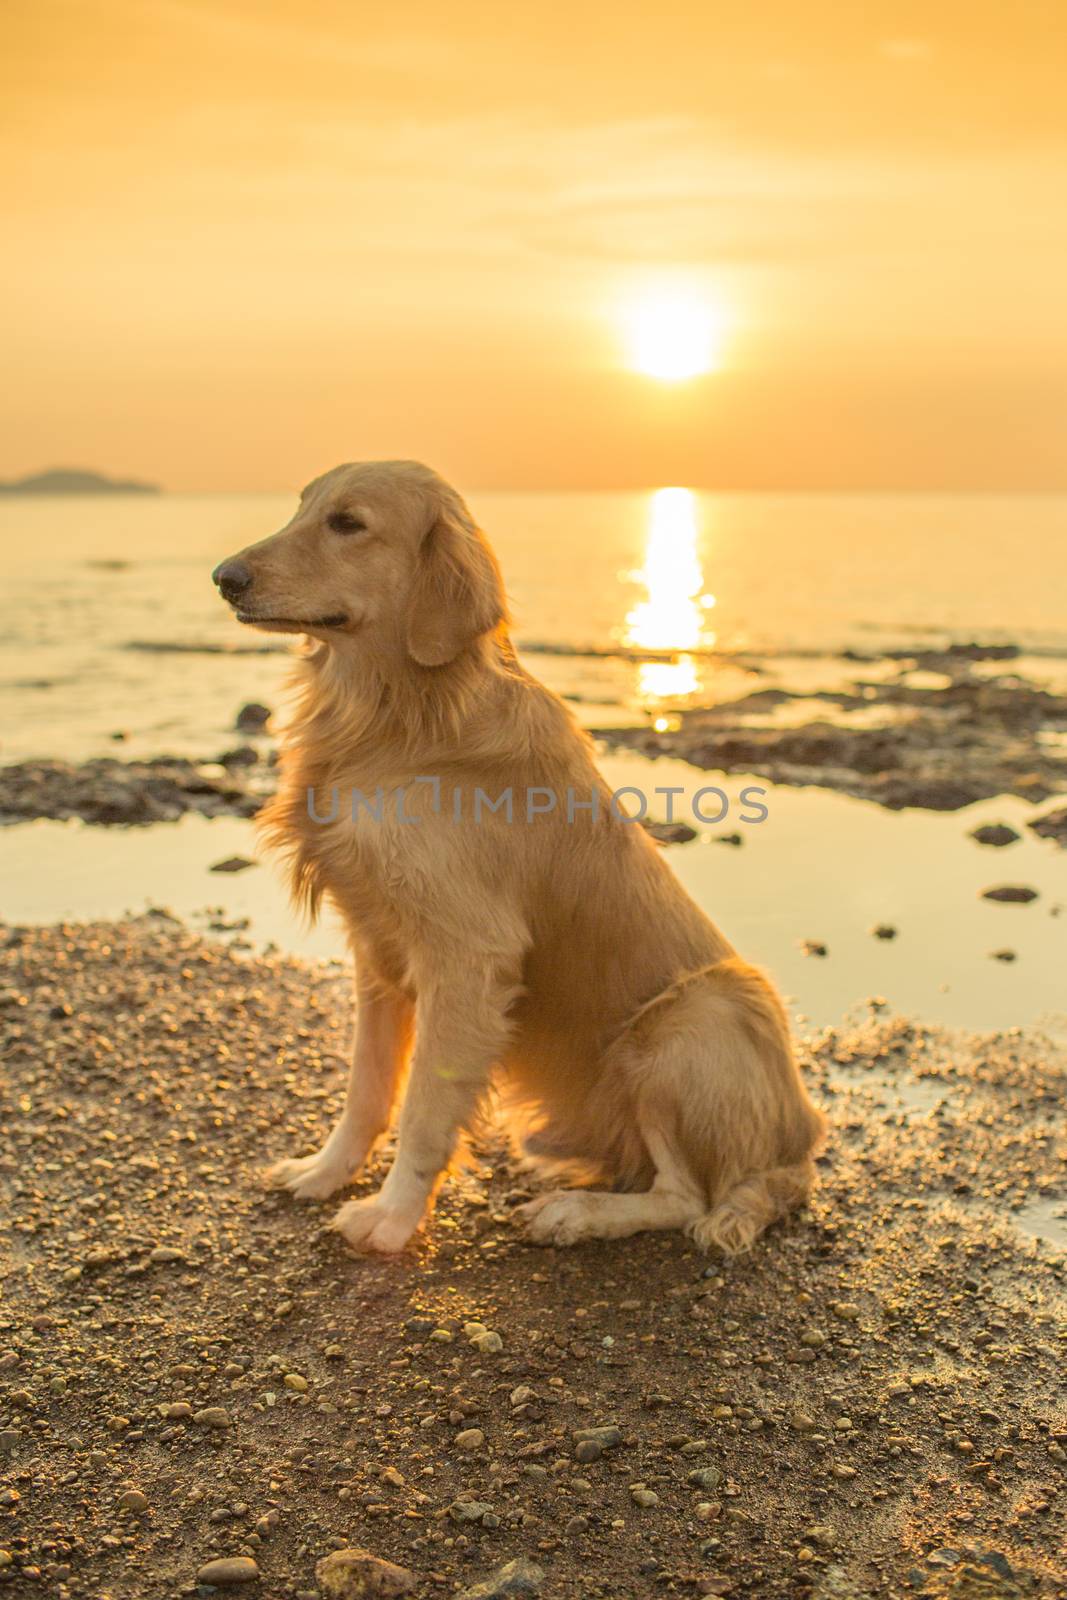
622 286 729 381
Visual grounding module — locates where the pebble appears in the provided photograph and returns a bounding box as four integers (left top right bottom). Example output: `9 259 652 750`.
573 1424 622 1453
315 1546 416 1598
688 1466 723 1490
193 1406 233 1428
455 1428 485 1451
455 1557 545 1599
148 1245 184 1263
117 1488 148 1513
970 823 1020 847
470 1330 503 1354
448 1499 493 1523
283 1373 308 1392
235 702 272 732
981 884 1038 903
631 1486 660 1507
210 856 257 875
195 1556 260 1585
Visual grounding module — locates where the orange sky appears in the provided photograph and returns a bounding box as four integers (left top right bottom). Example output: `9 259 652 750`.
3 0 1066 490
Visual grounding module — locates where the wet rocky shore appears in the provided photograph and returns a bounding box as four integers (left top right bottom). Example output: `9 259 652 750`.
593 646 1067 824
2 647 1066 846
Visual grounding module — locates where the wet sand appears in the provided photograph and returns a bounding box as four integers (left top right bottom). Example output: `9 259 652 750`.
1 917 1064 1598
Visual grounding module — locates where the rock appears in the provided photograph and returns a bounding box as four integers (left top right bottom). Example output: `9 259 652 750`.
218 745 259 768
927 1548 961 1568
870 923 897 940
631 1486 660 1506
448 1499 493 1523
196 1556 260 1584
1029 805 1067 846
283 1373 308 1392
470 1330 503 1354
642 819 698 845
315 1547 417 1598
970 823 1020 847
981 885 1038 903
235 702 272 733
456 1557 545 1599
193 1406 232 1429
117 1488 148 1513
990 949 1017 962
799 939 828 957
454 1427 484 1450
210 856 257 874
573 1424 622 1452
688 1466 723 1490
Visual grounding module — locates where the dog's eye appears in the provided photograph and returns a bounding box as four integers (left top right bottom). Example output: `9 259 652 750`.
327 510 367 535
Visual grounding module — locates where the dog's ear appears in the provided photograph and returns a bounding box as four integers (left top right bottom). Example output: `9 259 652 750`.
405 500 506 667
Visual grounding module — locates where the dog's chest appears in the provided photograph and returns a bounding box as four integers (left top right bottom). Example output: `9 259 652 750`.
305 785 444 934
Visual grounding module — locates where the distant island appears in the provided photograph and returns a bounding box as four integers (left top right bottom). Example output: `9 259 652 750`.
0 467 161 495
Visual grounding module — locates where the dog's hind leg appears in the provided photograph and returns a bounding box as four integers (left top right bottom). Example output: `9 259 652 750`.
519 1125 704 1246
266 979 413 1200
521 957 824 1253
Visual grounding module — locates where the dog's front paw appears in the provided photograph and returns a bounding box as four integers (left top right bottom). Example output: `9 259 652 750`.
518 1191 599 1247
265 1148 359 1201
330 1195 420 1254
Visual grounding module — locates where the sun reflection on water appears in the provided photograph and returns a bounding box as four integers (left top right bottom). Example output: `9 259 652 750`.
624 487 715 701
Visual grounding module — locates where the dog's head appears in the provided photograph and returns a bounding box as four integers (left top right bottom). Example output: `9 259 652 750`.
211 460 506 666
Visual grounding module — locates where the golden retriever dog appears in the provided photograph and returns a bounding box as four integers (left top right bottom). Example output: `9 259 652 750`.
211 461 825 1254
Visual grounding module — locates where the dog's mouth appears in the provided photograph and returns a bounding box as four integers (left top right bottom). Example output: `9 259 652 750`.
235 609 348 632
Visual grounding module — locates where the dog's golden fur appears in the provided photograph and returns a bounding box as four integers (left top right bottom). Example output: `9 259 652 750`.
213 461 825 1253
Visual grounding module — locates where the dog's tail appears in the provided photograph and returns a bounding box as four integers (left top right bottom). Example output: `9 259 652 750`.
689 1156 818 1255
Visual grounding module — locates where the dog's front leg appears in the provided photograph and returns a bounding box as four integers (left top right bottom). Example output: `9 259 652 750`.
330 966 514 1254
266 979 413 1200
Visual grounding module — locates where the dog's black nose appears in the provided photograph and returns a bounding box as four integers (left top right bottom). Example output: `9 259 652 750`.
212 559 253 604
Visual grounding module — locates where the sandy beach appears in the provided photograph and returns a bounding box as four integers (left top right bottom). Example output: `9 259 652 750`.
1 914 1064 1597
